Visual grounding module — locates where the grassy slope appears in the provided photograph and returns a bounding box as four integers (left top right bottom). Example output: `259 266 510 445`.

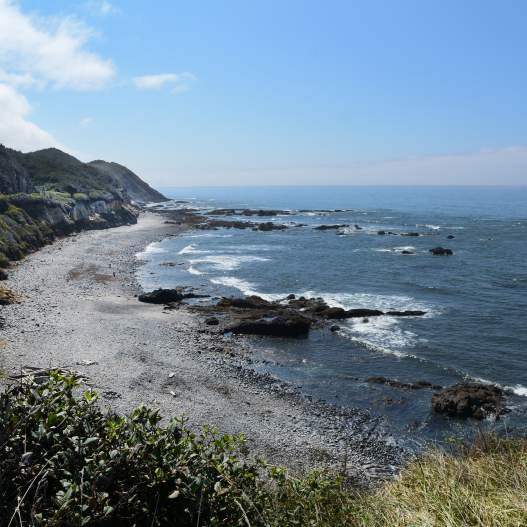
0 374 525 527
20 149 117 194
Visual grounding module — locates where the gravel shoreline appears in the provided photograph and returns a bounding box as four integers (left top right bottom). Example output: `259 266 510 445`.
0 212 403 483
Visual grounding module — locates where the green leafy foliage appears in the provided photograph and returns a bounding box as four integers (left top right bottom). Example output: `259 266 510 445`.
0 373 349 526
1 374 525 526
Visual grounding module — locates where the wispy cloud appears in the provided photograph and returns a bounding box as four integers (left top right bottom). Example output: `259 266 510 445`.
0 0 115 91
79 116 94 128
85 1 120 17
133 72 196 94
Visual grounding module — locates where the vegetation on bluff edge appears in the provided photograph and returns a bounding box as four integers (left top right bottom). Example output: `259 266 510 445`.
0 373 525 526
0 144 168 269
0 193 138 266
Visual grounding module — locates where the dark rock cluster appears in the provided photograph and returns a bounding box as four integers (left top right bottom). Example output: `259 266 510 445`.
138 288 209 304
432 383 506 420
189 294 427 339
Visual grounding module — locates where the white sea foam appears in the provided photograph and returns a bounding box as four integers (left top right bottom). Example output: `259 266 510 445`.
186 233 234 238
178 244 210 255
299 291 433 314
208 277 287 301
189 254 270 272
469 377 527 398
209 276 259 295
135 242 167 260
188 266 204 275
220 244 282 252
417 224 441 230
273 290 435 358
393 246 416 252
343 225 384 236
374 246 416 253
510 385 527 397
339 317 419 358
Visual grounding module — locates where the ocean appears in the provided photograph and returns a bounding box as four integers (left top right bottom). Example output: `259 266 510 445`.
137 186 527 443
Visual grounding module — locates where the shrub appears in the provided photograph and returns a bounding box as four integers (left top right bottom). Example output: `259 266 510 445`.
1 374 526 526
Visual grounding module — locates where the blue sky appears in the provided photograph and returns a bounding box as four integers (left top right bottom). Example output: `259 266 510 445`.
1 0 526 186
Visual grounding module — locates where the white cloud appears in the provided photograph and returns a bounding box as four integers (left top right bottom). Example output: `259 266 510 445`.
79 116 93 128
0 0 115 151
0 83 63 151
133 72 196 94
0 0 115 90
86 1 119 17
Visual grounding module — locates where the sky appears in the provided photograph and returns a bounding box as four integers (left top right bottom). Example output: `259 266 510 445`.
0 0 526 187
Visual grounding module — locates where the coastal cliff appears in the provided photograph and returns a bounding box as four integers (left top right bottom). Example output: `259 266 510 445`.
0 144 166 267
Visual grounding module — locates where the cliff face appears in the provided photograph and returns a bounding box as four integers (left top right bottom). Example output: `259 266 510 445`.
0 146 33 194
0 192 138 267
0 145 166 268
88 160 166 203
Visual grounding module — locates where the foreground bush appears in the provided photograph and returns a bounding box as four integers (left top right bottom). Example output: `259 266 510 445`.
0 373 526 526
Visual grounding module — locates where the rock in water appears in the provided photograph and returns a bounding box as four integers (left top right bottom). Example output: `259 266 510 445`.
318 307 384 319
431 383 506 419
318 307 350 319
226 315 311 338
345 308 384 318
430 247 453 255
205 317 220 326
314 224 348 230
138 288 185 304
217 296 275 309
386 310 426 317
256 222 288 231
0 269 8 281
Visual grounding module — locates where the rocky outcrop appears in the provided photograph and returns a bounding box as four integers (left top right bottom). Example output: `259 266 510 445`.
255 222 288 231
218 296 277 310
138 288 186 304
209 209 291 217
430 247 453 256
138 288 208 304
431 383 506 419
367 376 442 391
226 315 311 338
195 218 290 231
0 145 33 194
385 310 426 317
314 224 348 230
192 294 427 339
317 307 385 319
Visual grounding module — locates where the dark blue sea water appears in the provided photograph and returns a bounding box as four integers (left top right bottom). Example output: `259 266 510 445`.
137 186 527 443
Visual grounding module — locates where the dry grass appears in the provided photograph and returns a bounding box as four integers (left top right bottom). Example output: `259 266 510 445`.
351 434 527 526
